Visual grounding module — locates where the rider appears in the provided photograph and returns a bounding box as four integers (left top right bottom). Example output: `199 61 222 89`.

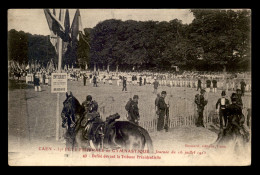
81 95 100 140
223 93 249 142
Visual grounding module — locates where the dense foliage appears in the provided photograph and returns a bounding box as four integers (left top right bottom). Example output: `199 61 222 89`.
8 9 251 72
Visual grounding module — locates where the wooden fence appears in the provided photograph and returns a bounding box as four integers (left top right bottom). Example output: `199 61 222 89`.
97 93 251 133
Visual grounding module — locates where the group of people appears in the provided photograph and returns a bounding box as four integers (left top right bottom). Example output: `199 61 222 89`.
193 86 249 142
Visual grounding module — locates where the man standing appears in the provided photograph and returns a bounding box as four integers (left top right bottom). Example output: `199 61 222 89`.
125 95 140 125
83 73 87 86
195 89 208 127
206 78 211 93
197 78 202 91
153 78 159 94
216 91 230 129
93 75 97 87
212 78 217 93
34 74 41 92
157 91 168 131
240 79 246 96
139 76 142 86
122 76 127 91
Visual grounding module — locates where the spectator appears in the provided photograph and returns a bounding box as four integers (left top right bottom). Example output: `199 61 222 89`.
212 79 217 93
153 78 159 94
240 79 246 96
122 77 127 91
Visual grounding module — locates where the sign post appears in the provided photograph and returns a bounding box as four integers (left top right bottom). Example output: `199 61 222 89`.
54 9 64 141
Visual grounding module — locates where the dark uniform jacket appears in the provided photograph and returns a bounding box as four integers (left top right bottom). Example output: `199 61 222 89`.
212 80 217 88
206 80 211 88
157 97 167 115
198 80 202 86
123 79 127 86
128 101 140 120
195 95 207 112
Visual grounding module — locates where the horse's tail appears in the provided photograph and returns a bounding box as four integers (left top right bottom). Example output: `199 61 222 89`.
138 127 154 154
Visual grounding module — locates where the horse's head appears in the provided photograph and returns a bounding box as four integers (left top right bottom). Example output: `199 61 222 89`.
61 92 82 128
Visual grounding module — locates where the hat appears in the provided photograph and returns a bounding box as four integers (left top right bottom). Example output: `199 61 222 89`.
133 95 139 99
200 89 206 94
161 91 167 95
221 90 226 96
231 93 238 101
86 95 92 101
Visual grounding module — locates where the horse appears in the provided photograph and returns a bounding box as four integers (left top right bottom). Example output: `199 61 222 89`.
61 92 154 153
61 92 88 148
212 111 250 155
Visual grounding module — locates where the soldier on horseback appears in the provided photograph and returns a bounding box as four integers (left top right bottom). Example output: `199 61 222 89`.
215 93 249 145
81 95 101 141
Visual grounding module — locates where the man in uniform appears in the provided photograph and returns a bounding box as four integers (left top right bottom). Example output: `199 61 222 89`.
122 76 127 91
197 78 202 91
139 76 142 86
126 95 140 125
81 95 100 140
83 73 87 86
157 91 168 131
240 79 246 96
206 78 211 93
195 89 208 127
215 93 249 144
216 91 230 129
93 75 97 87
153 78 159 94
212 78 217 93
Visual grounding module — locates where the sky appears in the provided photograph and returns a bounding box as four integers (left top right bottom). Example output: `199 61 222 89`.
8 9 195 36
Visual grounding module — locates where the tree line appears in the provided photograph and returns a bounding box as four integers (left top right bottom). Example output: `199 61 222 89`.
8 9 251 72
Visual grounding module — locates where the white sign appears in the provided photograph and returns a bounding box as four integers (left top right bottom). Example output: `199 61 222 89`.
51 73 67 93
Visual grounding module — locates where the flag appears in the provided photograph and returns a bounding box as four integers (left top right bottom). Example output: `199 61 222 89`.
62 9 71 55
85 63 88 70
70 9 90 49
44 9 70 45
70 9 83 43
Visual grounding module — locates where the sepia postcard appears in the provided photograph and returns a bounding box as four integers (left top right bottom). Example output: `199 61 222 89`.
8 9 251 166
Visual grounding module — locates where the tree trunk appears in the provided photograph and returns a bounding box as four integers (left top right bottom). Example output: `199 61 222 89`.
107 64 110 72
116 64 119 73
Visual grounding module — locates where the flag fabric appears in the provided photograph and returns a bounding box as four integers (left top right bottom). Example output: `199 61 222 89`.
44 9 65 37
70 9 83 43
44 9 70 44
62 9 71 55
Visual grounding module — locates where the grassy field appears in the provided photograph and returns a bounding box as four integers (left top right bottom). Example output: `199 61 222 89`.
8 78 251 165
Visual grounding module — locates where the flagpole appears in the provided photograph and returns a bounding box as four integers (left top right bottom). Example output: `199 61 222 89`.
56 9 64 141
